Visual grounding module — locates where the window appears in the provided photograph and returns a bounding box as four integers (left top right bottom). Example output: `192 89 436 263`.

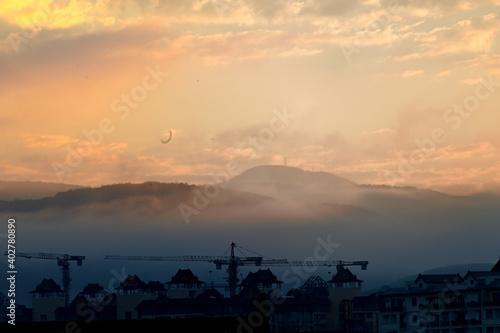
412 298 417 306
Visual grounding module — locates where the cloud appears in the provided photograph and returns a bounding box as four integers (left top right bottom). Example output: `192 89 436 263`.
0 0 117 31
460 78 483 85
401 70 424 78
384 0 500 17
434 70 451 77
0 160 38 178
458 54 500 77
298 0 369 18
415 14 500 57
361 128 396 136
22 134 78 148
431 142 497 161
169 30 323 65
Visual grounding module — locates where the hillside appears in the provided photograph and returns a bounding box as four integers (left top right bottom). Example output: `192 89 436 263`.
1 165 500 304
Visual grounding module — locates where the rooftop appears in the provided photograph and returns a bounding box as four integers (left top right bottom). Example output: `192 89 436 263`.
166 269 204 285
328 268 363 284
80 283 104 296
416 274 463 284
30 278 63 294
241 268 283 286
115 274 146 291
491 258 500 272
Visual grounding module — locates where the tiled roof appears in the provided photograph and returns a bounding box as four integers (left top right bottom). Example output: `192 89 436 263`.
416 274 463 284
166 269 204 285
145 280 166 292
328 268 362 283
115 274 146 290
80 283 104 295
465 271 500 279
241 269 283 286
30 278 63 294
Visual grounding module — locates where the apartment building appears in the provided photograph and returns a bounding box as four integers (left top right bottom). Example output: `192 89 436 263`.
378 260 500 333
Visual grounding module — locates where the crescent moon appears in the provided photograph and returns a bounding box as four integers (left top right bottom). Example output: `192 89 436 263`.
161 130 172 144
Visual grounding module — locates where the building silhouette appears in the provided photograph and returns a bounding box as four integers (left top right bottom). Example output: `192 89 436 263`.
30 278 65 322
375 259 500 333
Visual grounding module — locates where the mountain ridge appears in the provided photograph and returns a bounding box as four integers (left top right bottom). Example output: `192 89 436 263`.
229 165 357 188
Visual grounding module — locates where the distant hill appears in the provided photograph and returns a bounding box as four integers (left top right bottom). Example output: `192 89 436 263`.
230 165 356 188
225 165 464 218
0 177 383 222
0 181 84 200
1 165 500 298
0 166 495 223
0 181 287 223
0 182 190 212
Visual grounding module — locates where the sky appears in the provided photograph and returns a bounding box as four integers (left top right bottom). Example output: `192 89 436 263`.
2 0 500 194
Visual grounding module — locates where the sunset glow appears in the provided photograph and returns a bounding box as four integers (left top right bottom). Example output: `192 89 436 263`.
2 0 500 194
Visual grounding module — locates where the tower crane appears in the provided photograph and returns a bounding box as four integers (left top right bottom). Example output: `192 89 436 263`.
4 251 85 306
105 242 368 298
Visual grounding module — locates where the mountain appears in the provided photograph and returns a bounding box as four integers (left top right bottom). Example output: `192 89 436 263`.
0 180 83 200
230 165 356 188
225 165 463 217
226 165 360 207
1 165 500 304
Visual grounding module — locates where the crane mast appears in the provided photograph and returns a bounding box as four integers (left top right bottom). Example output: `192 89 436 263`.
5 251 85 306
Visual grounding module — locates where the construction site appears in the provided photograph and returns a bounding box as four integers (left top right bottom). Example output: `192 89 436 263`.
1 242 370 332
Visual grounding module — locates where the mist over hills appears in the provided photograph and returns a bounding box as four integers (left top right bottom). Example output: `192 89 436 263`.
1 165 499 306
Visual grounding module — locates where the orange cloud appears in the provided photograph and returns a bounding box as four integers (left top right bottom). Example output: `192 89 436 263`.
22 134 78 148
415 14 500 57
169 30 323 65
401 70 424 78
361 128 396 136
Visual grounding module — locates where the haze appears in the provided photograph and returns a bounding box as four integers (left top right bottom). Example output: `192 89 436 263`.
1 0 500 310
